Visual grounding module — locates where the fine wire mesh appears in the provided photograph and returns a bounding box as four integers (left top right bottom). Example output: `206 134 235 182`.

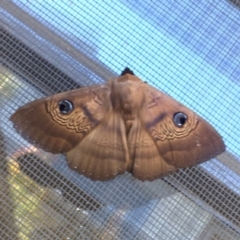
0 0 240 239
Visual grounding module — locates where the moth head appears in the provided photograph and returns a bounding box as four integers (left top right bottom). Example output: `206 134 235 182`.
58 100 74 114
173 112 188 127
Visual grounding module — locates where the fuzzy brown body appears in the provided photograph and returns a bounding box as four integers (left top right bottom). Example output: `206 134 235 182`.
10 74 225 181
110 75 146 133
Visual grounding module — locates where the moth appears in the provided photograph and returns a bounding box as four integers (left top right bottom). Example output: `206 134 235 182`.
10 68 225 181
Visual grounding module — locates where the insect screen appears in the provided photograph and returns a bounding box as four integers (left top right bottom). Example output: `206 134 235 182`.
0 1 240 239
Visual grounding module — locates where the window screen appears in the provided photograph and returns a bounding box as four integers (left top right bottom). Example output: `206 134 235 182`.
1 1 240 239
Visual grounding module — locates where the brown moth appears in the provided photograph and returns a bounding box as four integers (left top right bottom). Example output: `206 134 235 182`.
10 68 225 181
